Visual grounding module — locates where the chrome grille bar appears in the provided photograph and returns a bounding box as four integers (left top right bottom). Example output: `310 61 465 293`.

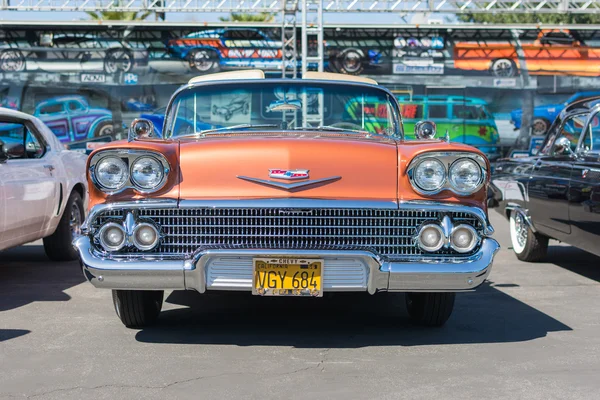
91 207 483 259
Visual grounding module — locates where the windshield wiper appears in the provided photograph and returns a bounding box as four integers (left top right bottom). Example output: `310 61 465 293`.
178 124 279 138
294 125 378 136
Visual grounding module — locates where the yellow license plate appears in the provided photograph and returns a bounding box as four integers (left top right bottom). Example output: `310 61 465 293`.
252 258 323 297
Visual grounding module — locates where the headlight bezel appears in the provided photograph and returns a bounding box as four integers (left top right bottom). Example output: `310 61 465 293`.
93 156 129 191
407 152 487 196
448 158 484 195
90 149 170 194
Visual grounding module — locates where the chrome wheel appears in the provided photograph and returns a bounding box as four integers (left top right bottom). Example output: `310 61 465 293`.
105 50 133 74
190 50 216 72
69 202 82 238
0 50 25 72
532 119 549 136
341 50 362 74
509 211 527 254
491 59 515 77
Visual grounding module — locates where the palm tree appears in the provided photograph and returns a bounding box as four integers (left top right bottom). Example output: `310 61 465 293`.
219 12 275 22
86 0 153 21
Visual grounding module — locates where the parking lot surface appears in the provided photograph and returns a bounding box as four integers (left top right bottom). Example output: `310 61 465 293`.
1 212 600 400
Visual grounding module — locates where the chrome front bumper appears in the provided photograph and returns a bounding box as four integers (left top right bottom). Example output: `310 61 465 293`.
74 236 500 293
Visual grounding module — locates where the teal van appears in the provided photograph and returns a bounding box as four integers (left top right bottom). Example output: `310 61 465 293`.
395 95 500 160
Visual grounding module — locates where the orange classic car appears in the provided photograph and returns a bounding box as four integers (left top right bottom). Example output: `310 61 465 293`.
454 30 600 77
74 70 499 328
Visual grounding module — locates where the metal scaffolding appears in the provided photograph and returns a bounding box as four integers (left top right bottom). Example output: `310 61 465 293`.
2 0 600 13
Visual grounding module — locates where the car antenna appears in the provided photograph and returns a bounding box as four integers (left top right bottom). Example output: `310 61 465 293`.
444 129 450 143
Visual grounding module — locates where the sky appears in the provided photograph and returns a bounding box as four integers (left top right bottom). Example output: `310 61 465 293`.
0 10 453 24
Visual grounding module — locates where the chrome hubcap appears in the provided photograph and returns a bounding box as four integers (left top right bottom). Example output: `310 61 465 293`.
514 213 528 248
493 60 513 77
70 202 82 238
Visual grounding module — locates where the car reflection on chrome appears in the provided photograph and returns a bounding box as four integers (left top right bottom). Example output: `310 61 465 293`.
73 70 499 329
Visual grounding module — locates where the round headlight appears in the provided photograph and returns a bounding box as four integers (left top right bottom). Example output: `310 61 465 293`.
98 222 126 251
131 156 164 190
449 158 482 193
417 224 445 252
95 157 128 190
413 158 446 192
132 223 160 251
450 224 479 253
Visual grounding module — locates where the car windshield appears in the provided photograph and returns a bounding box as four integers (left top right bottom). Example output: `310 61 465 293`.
164 81 401 138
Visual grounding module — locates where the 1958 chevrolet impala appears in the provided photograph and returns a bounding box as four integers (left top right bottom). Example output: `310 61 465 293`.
74 70 499 328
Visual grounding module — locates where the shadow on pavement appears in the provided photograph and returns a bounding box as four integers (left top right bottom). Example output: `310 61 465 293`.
0 245 84 312
0 329 30 342
135 282 571 348
546 245 600 283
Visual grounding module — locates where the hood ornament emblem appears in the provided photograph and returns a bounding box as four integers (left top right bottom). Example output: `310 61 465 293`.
238 169 340 192
269 169 309 180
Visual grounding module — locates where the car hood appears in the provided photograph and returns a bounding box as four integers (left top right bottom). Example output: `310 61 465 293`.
178 134 398 202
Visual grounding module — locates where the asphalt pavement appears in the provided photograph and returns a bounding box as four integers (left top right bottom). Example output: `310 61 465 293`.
1 211 600 400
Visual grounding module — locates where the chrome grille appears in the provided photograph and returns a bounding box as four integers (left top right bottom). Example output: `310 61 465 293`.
92 208 482 259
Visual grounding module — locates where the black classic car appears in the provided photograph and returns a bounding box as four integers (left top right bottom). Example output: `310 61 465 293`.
491 97 600 261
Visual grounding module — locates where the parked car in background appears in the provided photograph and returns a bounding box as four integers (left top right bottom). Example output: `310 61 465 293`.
395 95 501 160
0 34 148 73
33 95 113 143
74 70 498 329
167 28 282 73
0 107 87 261
453 30 600 78
490 96 600 261
510 91 600 136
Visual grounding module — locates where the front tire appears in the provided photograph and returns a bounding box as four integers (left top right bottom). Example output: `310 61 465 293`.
490 58 517 77
531 118 550 136
112 290 164 328
188 49 219 73
43 191 84 262
509 211 548 262
406 292 455 327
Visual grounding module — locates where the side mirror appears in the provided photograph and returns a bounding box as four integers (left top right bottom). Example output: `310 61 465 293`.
128 118 155 141
554 136 572 155
0 140 8 164
414 121 437 139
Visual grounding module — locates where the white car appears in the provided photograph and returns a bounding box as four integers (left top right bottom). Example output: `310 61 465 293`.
0 107 88 260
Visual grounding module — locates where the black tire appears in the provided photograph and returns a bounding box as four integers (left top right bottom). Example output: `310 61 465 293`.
188 49 219 73
104 49 133 74
0 49 26 72
43 191 84 262
531 118 550 136
406 292 455 327
93 120 114 138
336 49 364 75
112 290 164 328
490 58 517 77
509 211 549 262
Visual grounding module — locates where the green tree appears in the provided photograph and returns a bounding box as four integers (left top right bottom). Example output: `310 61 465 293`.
219 12 275 22
86 0 152 21
457 12 600 24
